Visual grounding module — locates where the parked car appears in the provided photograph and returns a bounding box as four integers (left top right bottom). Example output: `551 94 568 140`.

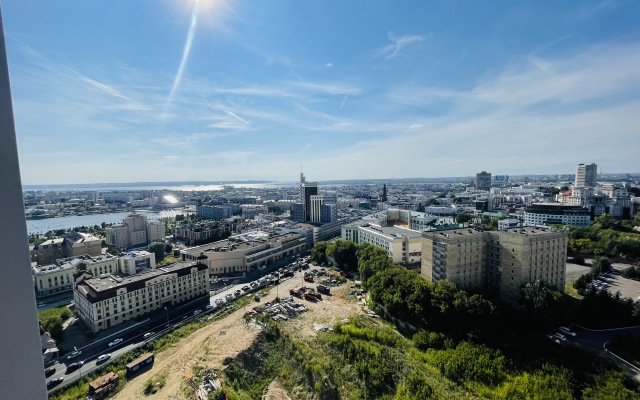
225 293 234 301
559 326 577 337
66 361 84 372
45 367 56 377
143 332 155 339
215 298 225 306
47 377 64 388
108 338 123 348
205 304 214 310
546 334 560 344
552 332 567 341
193 309 202 316
234 289 242 297
241 285 250 291
66 350 81 360
96 353 111 364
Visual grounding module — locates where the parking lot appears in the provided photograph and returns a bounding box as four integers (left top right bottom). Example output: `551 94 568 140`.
604 273 640 301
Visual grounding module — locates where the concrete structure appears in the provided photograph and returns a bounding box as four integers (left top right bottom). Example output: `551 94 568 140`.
119 250 156 275
476 171 492 191
575 163 597 188
558 186 632 219
105 213 165 250
422 227 568 306
498 219 521 231
525 203 591 226
241 204 267 219
31 232 102 266
181 231 307 275
0 9 50 394
342 222 423 264
74 262 208 333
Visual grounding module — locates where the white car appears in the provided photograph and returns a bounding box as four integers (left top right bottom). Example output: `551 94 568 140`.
66 350 82 360
215 298 225 305
143 332 155 339
96 353 111 363
559 326 577 337
108 338 123 347
193 309 202 316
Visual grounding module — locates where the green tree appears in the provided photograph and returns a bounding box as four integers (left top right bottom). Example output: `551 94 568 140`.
456 213 474 224
311 241 328 265
148 242 166 262
520 280 561 316
329 239 359 271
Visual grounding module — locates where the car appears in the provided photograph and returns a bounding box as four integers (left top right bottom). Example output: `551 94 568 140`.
234 289 242 297
66 361 84 372
37 302 46 308
225 293 234 301
66 350 82 360
546 334 560 344
241 285 250 291
96 353 111 363
193 309 202 316
45 367 56 377
205 304 214 310
215 298 225 305
559 326 577 337
552 332 567 341
108 338 123 348
47 376 64 388
143 331 155 339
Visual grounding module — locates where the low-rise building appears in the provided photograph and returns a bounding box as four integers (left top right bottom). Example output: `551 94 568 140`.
525 203 591 226
180 231 306 275
74 262 208 333
342 222 423 264
174 220 235 245
119 250 156 275
87 371 119 399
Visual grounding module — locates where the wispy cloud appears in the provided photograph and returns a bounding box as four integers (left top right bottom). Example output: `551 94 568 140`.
325 62 334 67
376 32 428 60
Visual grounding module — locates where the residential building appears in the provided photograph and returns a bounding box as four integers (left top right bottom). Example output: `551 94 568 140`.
174 220 234 246
291 203 304 222
575 163 597 188
31 232 102 265
31 238 64 265
342 222 423 264
105 213 165 250
498 219 521 230
525 203 591 226
74 261 208 333
476 171 492 191
241 204 267 219
119 250 156 275
181 231 306 275
421 227 568 306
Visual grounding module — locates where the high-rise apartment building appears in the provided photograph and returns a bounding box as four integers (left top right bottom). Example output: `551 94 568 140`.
575 163 597 188
476 171 492 191
105 213 165 250
421 227 567 306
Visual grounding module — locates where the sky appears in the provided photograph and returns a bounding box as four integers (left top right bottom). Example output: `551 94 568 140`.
3 0 640 185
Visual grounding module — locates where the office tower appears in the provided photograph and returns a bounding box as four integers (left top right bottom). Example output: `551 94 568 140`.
476 171 492 191
299 172 318 222
575 163 597 188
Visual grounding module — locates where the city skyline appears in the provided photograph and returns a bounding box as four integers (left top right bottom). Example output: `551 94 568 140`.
4 0 640 184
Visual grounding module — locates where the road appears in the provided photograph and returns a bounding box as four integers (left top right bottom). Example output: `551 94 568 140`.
46 254 313 393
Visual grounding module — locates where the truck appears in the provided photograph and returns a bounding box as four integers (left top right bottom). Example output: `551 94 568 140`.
126 353 154 377
304 291 322 301
304 275 314 283
316 284 330 295
289 287 304 298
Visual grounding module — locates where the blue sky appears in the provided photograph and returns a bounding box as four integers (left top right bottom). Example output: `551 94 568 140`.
4 0 640 184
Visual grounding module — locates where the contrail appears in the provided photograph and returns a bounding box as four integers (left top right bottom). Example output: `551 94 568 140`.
167 0 200 107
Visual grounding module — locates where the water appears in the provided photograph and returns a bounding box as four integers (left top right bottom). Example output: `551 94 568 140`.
23 181 297 193
26 210 190 235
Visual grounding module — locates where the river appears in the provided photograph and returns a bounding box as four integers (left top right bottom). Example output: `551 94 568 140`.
26 210 191 234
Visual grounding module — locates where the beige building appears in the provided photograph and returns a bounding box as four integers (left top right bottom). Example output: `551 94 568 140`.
105 213 166 250
64 232 102 258
119 250 156 275
74 262 208 332
181 231 307 275
422 227 567 305
32 238 65 266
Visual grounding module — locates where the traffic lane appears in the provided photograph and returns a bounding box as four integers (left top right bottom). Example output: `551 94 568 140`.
570 326 640 353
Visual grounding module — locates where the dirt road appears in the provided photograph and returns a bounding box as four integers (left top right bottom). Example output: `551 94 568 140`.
112 271 363 399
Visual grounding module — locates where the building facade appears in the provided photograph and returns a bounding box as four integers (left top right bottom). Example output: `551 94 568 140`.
476 171 492 191
105 214 165 250
421 227 568 306
300 172 318 222
74 262 208 333
342 222 423 264
575 163 597 188
524 203 591 226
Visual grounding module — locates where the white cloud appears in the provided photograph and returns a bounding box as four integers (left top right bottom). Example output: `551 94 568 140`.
325 62 334 67
376 32 428 60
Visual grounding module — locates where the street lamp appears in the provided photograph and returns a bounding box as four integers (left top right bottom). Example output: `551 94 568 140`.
163 306 169 328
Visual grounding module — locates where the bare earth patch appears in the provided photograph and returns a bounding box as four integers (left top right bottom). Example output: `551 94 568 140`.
262 378 293 400
112 272 364 399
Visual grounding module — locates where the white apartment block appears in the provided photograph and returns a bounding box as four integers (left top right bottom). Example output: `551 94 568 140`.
119 250 156 275
422 227 568 306
74 262 208 333
342 222 423 264
524 203 591 227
